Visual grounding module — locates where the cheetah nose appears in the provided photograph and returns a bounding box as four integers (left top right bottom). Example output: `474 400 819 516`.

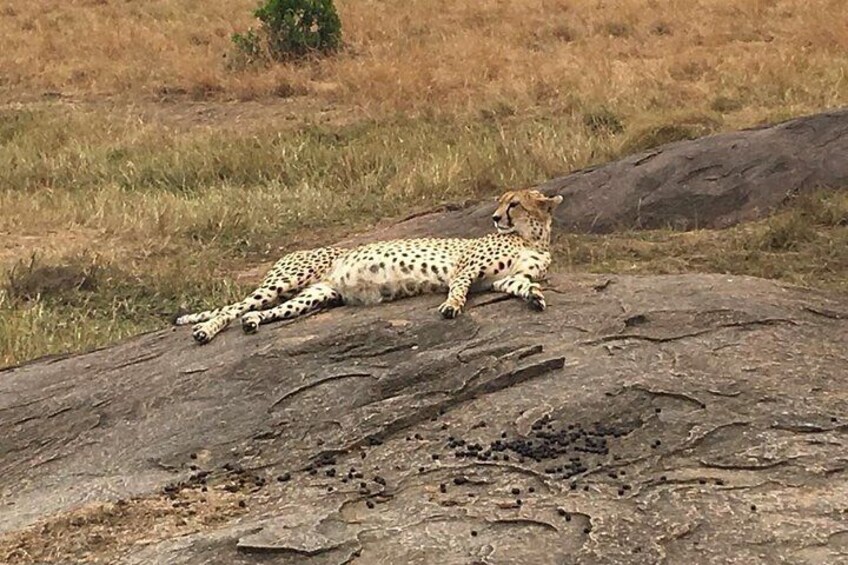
492 214 502 223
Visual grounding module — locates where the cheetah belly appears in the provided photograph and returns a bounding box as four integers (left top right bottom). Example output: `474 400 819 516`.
469 246 549 292
512 248 551 280
324 240 461 305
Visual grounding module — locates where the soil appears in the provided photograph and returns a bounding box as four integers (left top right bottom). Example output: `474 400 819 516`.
0 230 102 271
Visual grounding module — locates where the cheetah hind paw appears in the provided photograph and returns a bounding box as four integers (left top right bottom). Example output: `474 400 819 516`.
173 313 191 326
192 324 212 345
438 301 462 319
241 313 261 334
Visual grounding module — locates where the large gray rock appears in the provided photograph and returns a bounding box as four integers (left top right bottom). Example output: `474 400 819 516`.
1 274 847 564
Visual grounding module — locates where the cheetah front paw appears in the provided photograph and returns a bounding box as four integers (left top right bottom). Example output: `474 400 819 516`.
438 301 463 319
527 284 546 312
241 313 261 334
192 324 212 345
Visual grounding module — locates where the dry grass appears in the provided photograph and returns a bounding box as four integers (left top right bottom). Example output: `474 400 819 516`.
554 191 848 292
0 106 602 289
0 487 248 564
0 0 847 366
1 0 845 118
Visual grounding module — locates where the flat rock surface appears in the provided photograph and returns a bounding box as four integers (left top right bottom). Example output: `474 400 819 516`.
2 273 847 564
341 108 848 246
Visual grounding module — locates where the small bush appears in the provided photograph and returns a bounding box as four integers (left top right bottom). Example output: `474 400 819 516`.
232 0 342 64
230 29 264 67
787 190 848 227
0 109 34 144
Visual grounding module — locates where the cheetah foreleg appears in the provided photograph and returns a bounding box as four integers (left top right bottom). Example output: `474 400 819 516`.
492 275 546 311
438 264 479 319
241 283 342 334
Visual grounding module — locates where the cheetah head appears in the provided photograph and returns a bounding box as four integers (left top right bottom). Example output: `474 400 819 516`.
492 189 563 241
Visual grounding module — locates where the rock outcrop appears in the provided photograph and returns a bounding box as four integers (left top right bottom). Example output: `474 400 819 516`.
2 274 847 564
344 108 848 246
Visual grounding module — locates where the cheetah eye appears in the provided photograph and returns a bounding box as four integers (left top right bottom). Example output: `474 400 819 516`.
508 201 518 209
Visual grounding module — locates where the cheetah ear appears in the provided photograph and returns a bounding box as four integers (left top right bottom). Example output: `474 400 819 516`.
546 194 564 209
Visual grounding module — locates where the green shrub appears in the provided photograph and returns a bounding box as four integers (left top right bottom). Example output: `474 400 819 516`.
230 29 264 67
232 0 342 64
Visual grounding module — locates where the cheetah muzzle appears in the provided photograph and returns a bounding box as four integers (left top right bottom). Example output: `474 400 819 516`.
175 189 563 344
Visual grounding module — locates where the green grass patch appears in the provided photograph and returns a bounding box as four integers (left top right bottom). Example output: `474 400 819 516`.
554 191 848 292
0 252 244 367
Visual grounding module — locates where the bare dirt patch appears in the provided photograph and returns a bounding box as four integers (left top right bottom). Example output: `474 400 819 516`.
0 230 102 270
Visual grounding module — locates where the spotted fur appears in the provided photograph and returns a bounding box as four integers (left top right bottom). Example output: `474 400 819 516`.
175 189 563 344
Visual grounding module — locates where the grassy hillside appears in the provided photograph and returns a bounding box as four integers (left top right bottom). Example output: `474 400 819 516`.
1 0 847 366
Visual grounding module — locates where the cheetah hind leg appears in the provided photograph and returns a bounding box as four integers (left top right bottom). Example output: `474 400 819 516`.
184 283 287 345
241 283 342 334
174 288 293 328
179 248 340 344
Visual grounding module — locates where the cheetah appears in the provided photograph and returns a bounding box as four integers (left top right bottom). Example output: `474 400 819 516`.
175 189 563 344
